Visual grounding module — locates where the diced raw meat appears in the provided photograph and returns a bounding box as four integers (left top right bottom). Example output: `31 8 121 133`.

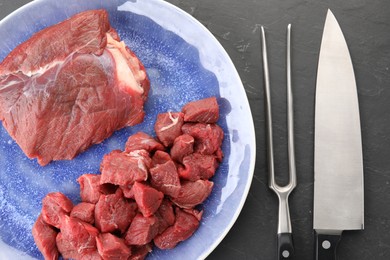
125 213 159 246
0 10 150 166
183 208 204 222
125 132 164 153
171 180 214 209
56 215 99 259
100 150 149 187
130 244 153 260
154 112 184 147
150 160 181 198
32 214 59 260
70 202 95 224
178 153 219 181
152 150 171 166
170 134 194 162
99 183 119 195
96 233 131 260
32 97 226 259
182 123 224 155
120 184 134 199
77 174 102 204
154 208 200 250
132 182 164 217
127 149 153 169
79 250 102 260
41 192 73 229
155 199 175 234
95 189 137 233
182 97 219 123
215 147 224 163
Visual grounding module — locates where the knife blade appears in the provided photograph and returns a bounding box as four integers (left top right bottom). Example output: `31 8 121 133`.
313 9 364 260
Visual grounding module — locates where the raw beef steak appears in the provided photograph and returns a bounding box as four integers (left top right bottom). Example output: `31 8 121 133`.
0 9 150 166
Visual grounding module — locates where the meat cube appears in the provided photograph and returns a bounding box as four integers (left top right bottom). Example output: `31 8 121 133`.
171 180 214 209
154 208 200 249
127 149 153 169
150 160 181 198
96 233 131 260
0 10 150 166
154 112 184 147
41 192 73 229
125 132 164 153
99 183 118 195
56 215 99 259
120 184 134 199
183 208 204 221
152 150 171 166
155 199 175 234
132 182 164 217
70 202 95 224
178 153 219 181
32 214 59 260
130 244 153 260
79 250 102 260
125 213 159 246
182 97 219 123
170 134 194 162
77 174 102 204
100 150 149 187
215 147 224 163
182 123 224 155
95 189 137 233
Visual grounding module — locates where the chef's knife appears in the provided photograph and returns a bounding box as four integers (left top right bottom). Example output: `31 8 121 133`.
314 9 364 260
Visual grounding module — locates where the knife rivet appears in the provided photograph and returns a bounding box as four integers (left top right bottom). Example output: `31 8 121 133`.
322 240 331 249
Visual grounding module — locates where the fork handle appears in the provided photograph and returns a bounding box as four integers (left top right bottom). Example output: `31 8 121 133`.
277 232 294 259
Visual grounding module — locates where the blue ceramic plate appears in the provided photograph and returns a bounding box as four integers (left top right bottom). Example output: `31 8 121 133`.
0 0 255 259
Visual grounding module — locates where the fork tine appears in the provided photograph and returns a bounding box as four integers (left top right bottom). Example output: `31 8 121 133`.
286 24 297 188
261 26 276 189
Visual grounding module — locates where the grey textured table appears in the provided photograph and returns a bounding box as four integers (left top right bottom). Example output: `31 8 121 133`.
1 0 390 259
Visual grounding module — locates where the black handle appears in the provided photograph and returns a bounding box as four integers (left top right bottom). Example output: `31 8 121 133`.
277 232 294 260
315 232 342 260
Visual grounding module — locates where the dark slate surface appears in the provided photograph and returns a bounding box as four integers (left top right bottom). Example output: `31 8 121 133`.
1 0 390 259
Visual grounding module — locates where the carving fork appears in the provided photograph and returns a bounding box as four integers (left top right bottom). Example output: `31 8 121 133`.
261 24 296 260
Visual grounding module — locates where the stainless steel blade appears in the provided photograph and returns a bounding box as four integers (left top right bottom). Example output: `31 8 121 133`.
314 9 364 234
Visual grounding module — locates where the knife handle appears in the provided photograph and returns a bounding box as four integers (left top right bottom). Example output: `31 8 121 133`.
315 232 341 260
277 232 294 259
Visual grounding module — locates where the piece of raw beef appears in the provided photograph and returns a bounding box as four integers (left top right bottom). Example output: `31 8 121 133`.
96 233 131 260
0 9 150 165
153 208 201 250
31 214 59 260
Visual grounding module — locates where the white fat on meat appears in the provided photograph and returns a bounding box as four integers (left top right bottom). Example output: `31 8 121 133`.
159 112 180 132
106 34 145 94
127 150 149 177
